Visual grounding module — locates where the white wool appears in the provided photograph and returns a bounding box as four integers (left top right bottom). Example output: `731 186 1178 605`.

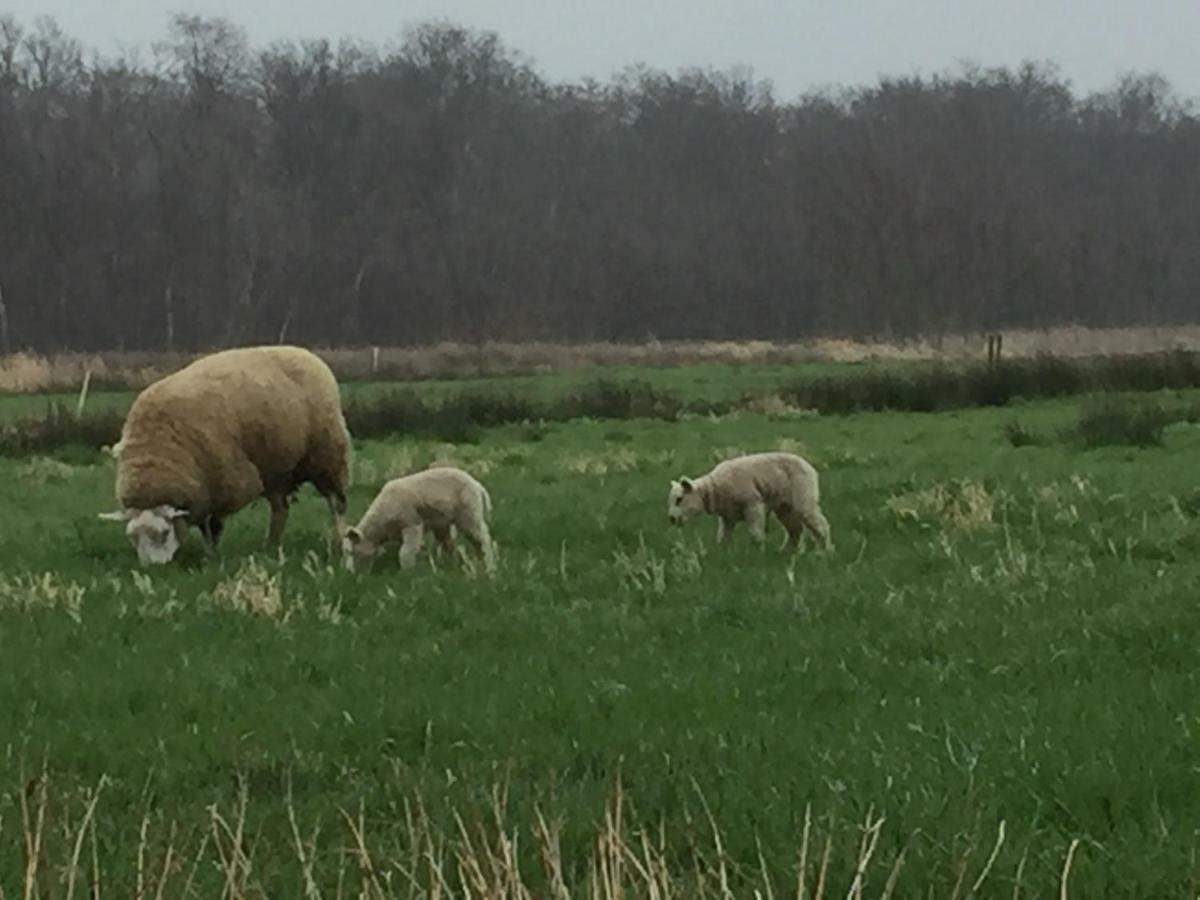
668 451 831 550
344 466 493 570
100 345 351 565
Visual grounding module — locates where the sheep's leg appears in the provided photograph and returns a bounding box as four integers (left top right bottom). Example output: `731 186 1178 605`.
715 517 731 544
398 524 425 570
200 516 224 556
265 493 290 551
772 513 801 549
325 490 348 548
172 518 190 550
778 509 806 550
744 503 768 545
459 517 495 572
432 524 455 559
799 505 832 551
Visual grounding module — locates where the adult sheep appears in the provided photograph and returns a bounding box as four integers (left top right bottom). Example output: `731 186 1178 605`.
100 345 351 565
667 451 831 550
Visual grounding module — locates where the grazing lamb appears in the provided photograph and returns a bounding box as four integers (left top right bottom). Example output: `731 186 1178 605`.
99 345 351 565
343 467 493 571
667 452 831 550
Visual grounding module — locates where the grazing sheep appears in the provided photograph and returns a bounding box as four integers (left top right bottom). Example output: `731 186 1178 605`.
667 451 831 550
99 345 351 565
343 467 493 571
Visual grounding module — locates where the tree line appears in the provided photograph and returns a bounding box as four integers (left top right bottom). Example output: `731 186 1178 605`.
0 13 1197 352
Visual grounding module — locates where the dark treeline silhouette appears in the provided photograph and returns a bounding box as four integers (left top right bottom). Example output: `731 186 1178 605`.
0 13 1198 352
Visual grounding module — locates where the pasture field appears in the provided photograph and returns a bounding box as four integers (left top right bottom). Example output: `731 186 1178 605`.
2 383 1200 896
0 361 854 421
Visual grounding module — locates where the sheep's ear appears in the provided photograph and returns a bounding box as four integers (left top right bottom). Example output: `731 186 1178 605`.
344 527 362 545
158 505 189 520
679 478 695 494
98 510 130 522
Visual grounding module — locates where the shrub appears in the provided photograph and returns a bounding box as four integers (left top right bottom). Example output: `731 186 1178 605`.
781 351 1200 416
554 379 685 421
1069 397 1176 448
1003 420 1048 448
343 379 688 444
0 403 122 458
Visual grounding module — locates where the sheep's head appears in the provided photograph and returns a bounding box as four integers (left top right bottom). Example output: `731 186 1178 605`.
668 477 704 525
341 526 378 571
99 505 189 565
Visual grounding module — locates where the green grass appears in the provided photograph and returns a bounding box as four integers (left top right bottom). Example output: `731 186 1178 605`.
3 388 1200 896
0 361 854 421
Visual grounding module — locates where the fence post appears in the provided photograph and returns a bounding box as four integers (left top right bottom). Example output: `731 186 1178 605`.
371 346 380 376
77 369 92 417
0 281 10 356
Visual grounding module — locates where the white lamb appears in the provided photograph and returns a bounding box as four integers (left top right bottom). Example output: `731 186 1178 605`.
343 467 494 570
667 452 831 550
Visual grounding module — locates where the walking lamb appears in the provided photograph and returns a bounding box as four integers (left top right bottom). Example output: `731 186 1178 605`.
667 452 831 550
343 467 494 571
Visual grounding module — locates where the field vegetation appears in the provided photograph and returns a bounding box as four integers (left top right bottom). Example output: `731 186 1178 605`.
2 357 1200 896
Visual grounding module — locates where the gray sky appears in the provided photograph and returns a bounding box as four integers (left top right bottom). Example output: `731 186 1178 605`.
7 0 1199 101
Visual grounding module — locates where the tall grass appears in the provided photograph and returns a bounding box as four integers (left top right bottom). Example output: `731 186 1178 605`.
6 766 1088 899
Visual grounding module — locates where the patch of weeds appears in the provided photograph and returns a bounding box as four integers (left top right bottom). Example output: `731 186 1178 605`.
0 403 123 457
1068 397 1175 449
781 351 1200 416
1004 420 1048 448
556 379 684 421
887 479 1001 531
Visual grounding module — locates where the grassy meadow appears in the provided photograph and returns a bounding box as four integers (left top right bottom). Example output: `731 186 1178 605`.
2 364 1200 896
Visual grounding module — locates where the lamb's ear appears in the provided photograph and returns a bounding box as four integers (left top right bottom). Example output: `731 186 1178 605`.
679 477 695 494
98 510 130 522
164 506 189 521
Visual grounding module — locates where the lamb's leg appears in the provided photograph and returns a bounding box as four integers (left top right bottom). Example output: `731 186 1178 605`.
799 504 832 551
715 517 731 544
398 524 425 570
744 502 768 545
778 510 806 551
459 516 495 572
432 524 455 559
265 493 290 550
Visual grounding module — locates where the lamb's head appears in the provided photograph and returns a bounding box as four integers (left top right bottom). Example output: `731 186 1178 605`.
668 477 704 525
99 505 189 565
341 526 378 571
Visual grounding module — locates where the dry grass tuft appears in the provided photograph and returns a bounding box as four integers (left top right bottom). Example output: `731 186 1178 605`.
208 559 285 619
16 457 82 485
3 767 1094 899
561 447 642 476
0 572 87 621
887 480 1000 532
738 394 820 418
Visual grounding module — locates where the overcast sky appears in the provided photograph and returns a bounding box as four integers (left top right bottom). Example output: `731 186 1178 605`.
5 0 1199 101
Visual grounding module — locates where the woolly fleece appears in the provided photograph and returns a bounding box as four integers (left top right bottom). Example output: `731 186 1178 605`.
114 345 351 534
669 451 831 549
345 466 492 569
